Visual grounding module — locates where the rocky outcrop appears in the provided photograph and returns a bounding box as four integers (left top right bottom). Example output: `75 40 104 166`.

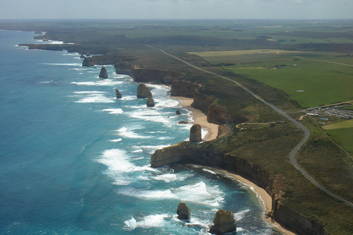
207 103 232 124
115 88 122 99
137 84 152 98
209 210 236 234
190 124 202 142
176 110 181 115
146 97 155 107
99 66 108 79
82 57 95 67
171 80 201 98
177 203 190 221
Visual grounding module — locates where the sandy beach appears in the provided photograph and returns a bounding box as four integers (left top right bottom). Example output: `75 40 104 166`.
173 96 219 141
188 165 296 235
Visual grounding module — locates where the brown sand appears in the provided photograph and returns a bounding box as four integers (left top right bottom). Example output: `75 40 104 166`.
173 96 218 141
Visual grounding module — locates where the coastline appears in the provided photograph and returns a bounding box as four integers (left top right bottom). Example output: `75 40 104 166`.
188 165 296 235
170 95 294 234
172 96 219 141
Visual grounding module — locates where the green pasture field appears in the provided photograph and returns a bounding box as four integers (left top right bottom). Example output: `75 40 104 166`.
327 128 353 154
195 51 353 108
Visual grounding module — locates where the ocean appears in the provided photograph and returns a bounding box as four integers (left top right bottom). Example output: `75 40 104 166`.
0 30 279 235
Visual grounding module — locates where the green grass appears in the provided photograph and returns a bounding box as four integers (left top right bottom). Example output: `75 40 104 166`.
324 119 353 130
327 128 353 154
221 55 353 108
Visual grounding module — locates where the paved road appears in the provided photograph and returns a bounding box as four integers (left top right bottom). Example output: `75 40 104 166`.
158 48 353 208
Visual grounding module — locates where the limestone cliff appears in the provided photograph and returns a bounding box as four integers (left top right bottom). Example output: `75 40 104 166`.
132 69 182 84
146 97 155 107
170 80 201 98
190 124 202 142
99 66 108 79
207 103 232 125
137 84 152 98
209 210 236 234
115 88 122 99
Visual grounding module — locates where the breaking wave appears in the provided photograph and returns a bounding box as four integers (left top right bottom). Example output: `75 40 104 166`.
71 79 123 87
118 181 224 207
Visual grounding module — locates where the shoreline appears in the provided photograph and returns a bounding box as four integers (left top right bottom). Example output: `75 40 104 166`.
187 165 296 235
170 95 294 234
172 96 219 141
13 29 298 235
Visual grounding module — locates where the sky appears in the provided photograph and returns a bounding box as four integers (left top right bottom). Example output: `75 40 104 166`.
0 0 352 20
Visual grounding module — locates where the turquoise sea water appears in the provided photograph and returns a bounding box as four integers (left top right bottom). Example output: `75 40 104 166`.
0 30 279 235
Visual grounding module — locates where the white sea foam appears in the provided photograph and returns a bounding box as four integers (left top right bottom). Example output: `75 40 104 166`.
71 79 123 87
201 128 208 139
202 169 217 175
121 96 136 101
102 108 124 115
47 40 64 44
151 172 192 183
127 109 172 126
123 214 170 231
72 91 114 104
70 67 86 71
73 91 105 94
97 149 156 185
116 127 151 139
109 138 122 143
43 63 81 66
39 80 55 85
234 209 250 221
154 98 179 108
119 181 224 207
134 145 170 154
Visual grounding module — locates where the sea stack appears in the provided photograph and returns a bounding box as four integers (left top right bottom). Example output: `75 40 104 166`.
177 202 190 221
137 84 152 98
115 88 122 99
146 97 155 107
82 57 94 67
209 210 236 234
99 66 108 79
190 124 202 142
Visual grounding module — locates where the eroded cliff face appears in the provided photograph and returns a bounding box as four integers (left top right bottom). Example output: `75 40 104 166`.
132 69 182 84
207 103 232 125
170 80 201 98
150 143 327 235
191 91 216 114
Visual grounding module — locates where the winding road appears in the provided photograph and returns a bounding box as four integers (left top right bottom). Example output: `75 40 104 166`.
158 48 353 208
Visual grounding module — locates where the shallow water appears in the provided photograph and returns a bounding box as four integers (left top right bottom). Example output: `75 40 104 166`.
0 30 280 234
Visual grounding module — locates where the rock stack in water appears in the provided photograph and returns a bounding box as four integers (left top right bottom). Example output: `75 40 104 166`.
99 66 108 79
115 88 122 99
176 203 190 221
146 97 155 107
190 124 202 142
82 57 94 67
209 210 236 234
137 84 152 98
